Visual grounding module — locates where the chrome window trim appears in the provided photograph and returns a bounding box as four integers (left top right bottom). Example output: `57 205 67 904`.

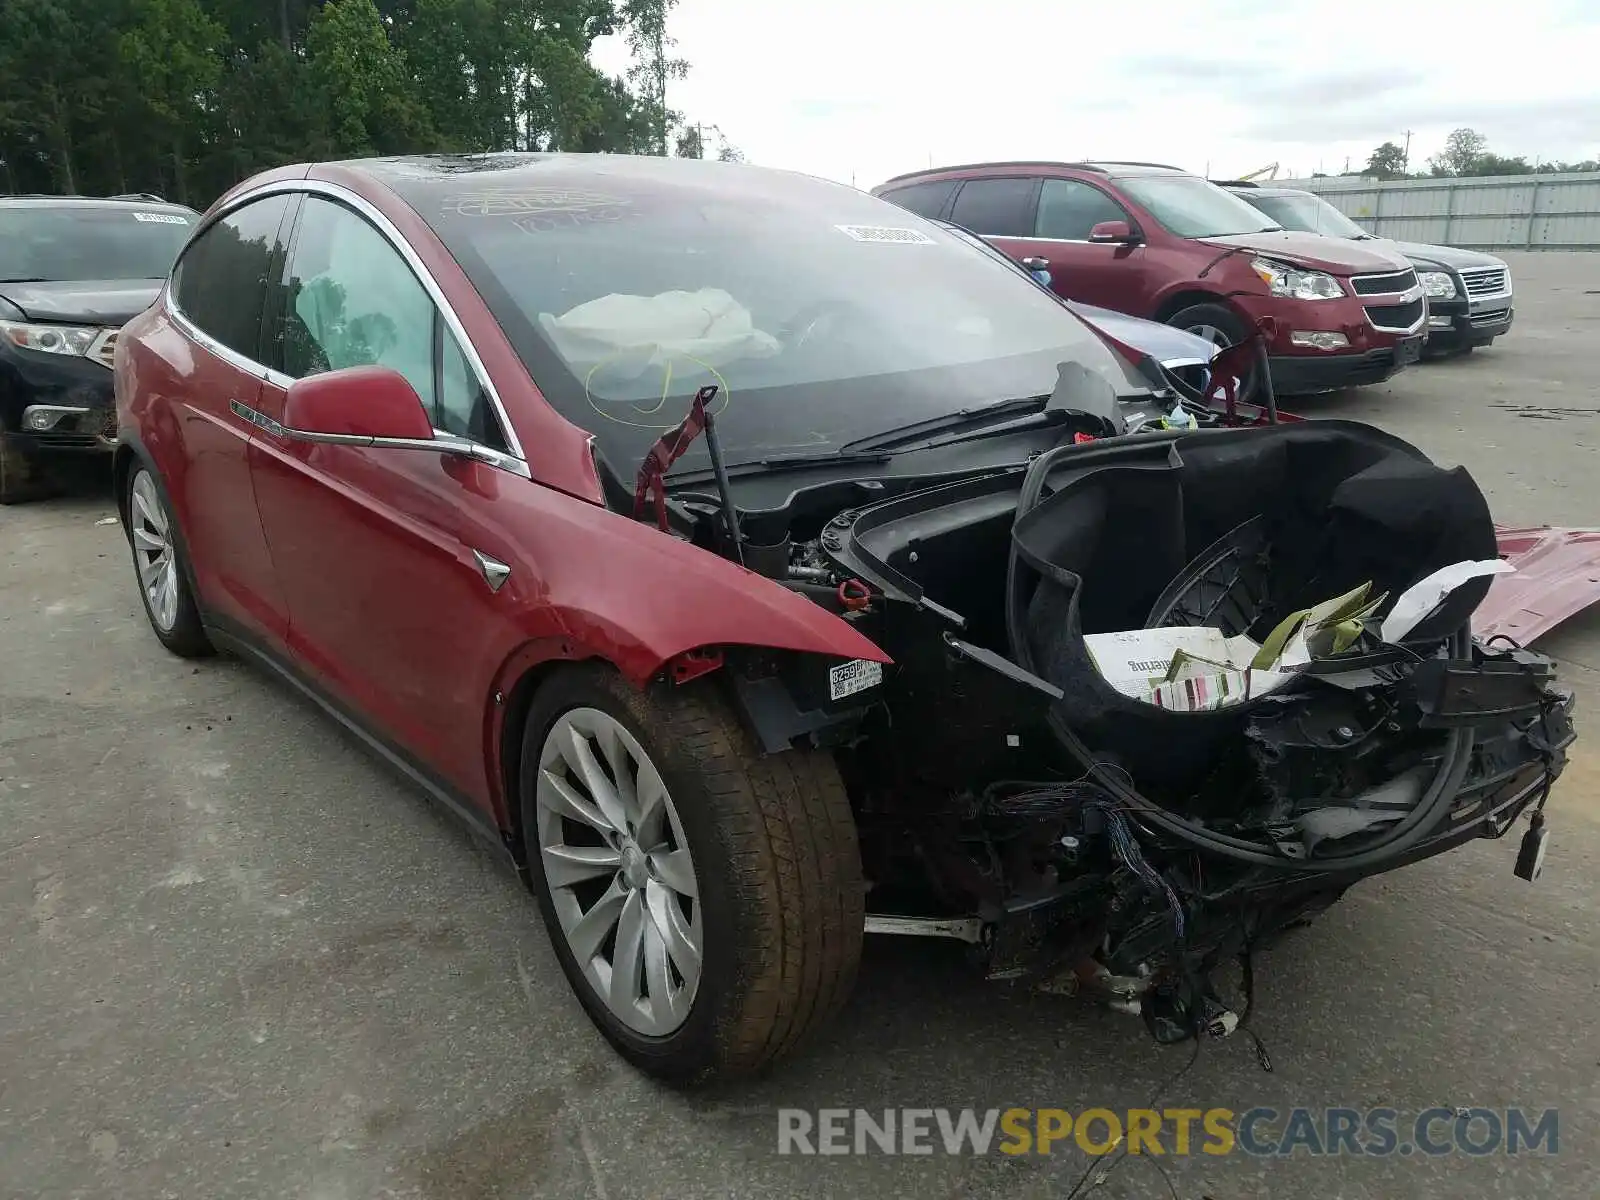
167 178 531 480
1002 233 1106 247
168 301 271 382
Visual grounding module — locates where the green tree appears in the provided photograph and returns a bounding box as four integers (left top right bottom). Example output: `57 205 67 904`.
1469 153 1534 177
405 0 508 151
1429 127 1488 176
306 0 435 156
1364 140 1409 179
0 0 721 203
119 0 226 203
0 0 103 193
674 124 704 159
622 0 686 155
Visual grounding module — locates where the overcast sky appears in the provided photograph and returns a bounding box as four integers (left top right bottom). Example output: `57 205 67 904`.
591 0 1600 187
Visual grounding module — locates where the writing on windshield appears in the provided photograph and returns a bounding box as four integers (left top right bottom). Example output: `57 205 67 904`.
0 207 193 282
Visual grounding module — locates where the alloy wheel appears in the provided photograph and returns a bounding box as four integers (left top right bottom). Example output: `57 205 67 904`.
535 707 703 1037
1185 323 1233 348
130 471 180 632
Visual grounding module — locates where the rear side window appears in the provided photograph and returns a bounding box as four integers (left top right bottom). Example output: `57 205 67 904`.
879 180 957 219
171 195 292 363
948 178 1037 238
1035 179 1130 241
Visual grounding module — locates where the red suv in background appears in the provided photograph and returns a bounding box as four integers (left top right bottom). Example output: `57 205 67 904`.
873 161 1427 394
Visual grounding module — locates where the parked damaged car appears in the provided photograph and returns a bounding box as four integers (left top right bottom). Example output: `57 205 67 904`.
0 193 198 502
1218 180 1515 357
873 162 1429 397
115 154 1576 1083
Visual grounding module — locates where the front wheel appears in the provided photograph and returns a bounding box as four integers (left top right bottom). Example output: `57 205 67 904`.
520 666 865 1083
1166 302 1257 402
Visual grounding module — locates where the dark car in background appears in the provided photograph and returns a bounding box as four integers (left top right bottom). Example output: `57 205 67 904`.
1218 181 1514 357
874 161 1427 397
0 193 199 502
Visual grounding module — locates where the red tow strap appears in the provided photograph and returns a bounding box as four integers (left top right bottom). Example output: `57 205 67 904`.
633 386 716 531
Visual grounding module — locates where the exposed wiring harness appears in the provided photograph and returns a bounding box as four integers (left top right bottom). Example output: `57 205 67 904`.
1102 803 1187 944
985 774 1187 943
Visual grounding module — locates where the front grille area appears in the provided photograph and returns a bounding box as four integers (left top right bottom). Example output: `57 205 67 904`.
1351 268 1419 296
30 429 101 449
1471 307 1511 327
1364 298 1426 332
1461 267 1510 297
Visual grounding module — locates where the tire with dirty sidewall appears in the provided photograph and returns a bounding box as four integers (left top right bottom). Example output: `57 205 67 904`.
519 665 865 1083
125 463 213 659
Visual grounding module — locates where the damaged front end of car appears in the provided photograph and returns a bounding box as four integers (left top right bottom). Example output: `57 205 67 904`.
635 358 1575 1050
815 420 1572 1044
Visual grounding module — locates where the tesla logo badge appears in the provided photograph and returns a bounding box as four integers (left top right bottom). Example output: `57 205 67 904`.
473 550 511 593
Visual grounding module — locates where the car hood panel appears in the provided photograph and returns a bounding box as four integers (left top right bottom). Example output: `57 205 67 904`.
1477 525 1600 644
1068 301 1215 366
1197 230 1411 274
1387 240 1507 273
0 280 163 325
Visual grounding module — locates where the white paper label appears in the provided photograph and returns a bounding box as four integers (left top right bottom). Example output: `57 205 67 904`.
132 212 190 224
834 224 936 245
828 658 883 701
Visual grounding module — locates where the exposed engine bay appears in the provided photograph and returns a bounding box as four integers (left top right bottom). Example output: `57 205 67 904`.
628 359 1575 1048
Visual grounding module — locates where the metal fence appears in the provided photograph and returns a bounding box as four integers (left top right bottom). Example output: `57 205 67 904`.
1297 171 1600 251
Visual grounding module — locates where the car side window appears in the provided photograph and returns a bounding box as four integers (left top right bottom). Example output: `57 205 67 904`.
171 194 292 362
277 196 509 453
436 313 507 451
881 180 957 220
1035 179 1131 241
947 177 1037 238
280 196 436 407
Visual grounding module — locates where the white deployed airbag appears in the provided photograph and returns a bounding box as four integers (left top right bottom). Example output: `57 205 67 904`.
539 288 781 375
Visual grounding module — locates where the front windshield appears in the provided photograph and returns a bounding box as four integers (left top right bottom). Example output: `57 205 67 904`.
410 161 1149 475
1119 176 1282 239
0 205 196 282
1237 192 1370 239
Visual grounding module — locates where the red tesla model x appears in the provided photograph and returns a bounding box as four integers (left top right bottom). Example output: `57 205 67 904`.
116 152 1191 1080
114 153 1577 1085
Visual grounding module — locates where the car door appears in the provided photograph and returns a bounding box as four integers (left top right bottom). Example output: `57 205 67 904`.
244 190 525 807
1016 178 1148 314
162 192 296 643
